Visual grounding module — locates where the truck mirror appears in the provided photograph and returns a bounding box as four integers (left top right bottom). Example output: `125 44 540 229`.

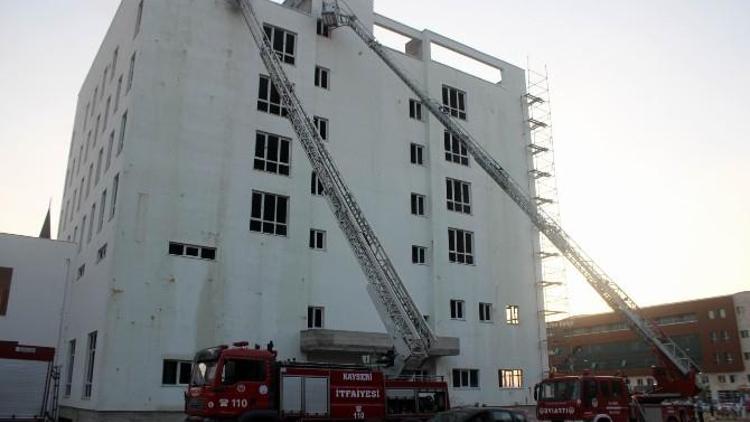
533 384 538 400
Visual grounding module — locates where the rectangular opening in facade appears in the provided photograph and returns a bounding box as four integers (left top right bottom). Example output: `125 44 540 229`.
373 24 413 55
430 42 502 84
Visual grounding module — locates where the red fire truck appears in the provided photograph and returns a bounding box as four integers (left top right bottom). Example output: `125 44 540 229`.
185 342 449 422
535 370 699 422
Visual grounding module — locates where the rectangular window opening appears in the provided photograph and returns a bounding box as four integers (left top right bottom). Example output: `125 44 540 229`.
448 228 474 265
0 267 12 316
257 75 288 117
411 245 427 265
446 178 472 214
451 368 479 388
309 229 326 250
479 302 492 322
253 131 291 176
249 191 289 236
506 305 520 325
450 299 465 320
499 369 523 388
410 143 424 165
307 306 324 328
263 24 296 65
314 66 330 89
409 99 423 121
410 193 426 216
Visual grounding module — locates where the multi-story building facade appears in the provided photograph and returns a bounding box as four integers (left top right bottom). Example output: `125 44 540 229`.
55 0 547 419
547 292 750 402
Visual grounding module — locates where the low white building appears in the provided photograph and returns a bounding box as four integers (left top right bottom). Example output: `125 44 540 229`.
0 232 75 419
56 0 547 420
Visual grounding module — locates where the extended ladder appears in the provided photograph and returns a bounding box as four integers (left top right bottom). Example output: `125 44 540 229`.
321 1 699 380
234 0 434 374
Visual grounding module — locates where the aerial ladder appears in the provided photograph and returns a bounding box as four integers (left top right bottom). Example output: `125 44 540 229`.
319 0 701 393
234 0 434 375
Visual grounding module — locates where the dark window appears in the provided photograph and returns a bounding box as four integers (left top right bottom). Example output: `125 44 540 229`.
263 24 296 65
411 193 426 216
444 131 468 165
311 172 325 196
257 75 288 117
250 191 289 236
599 380 610 397
313 116 329 140
117 111 127 155
254 131 291 175
83 331 97 398
409 99 422 120
410 143 424 165
450 299 464 319
479 302 492 322
168 242 216 260
611 380 623 397
411 245 426 264
452 368 478 388
441 85 467 119
201 248 216 260
168 242 183 255
446 178 471 214
96 244 107 263
134 0 144 37
127 53 136 92
307 306 323 328
0 267 12 316
309 229 326 250
308 306 324 328
162 360 192 385
223 359 265 383
314 66 329 89
448 228 474 264
316 19 330 37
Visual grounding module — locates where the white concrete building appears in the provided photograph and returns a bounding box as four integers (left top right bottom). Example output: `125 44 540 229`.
56 0 547 419
0 233 75 419
713 291 750 402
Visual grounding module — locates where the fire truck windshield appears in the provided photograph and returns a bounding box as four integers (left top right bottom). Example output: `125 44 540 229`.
539 379 580 401
191 360 218 386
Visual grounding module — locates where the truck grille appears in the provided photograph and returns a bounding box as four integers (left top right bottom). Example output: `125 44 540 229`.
188 398 206 410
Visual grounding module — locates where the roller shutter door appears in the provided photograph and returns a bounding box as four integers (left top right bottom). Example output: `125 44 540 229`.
0 358 48 419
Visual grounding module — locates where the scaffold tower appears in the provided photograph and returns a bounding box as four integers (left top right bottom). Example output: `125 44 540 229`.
524 65 570 324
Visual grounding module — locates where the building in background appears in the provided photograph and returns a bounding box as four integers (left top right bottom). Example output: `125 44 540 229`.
0 233 74 419
548 292 750 402
55 0 547 419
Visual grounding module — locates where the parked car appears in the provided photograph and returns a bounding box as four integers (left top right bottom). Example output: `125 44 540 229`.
430 406 528 422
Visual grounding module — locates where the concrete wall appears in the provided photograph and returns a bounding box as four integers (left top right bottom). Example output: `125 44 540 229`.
0 233 74 347
56 0 545 416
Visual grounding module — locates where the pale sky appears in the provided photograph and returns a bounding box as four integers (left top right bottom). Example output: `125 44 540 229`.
0 1 748 315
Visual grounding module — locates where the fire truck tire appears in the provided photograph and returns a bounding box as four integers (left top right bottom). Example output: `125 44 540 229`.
593 416 612 422
238 410 280 422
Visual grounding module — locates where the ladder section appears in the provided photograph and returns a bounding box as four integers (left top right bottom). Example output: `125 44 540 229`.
234 0 434 374
321 1 699 379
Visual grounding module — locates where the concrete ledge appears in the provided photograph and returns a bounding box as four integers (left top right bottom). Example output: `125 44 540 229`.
300 329 460 356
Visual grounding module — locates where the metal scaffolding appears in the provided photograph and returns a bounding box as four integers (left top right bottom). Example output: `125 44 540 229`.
524 64 570 324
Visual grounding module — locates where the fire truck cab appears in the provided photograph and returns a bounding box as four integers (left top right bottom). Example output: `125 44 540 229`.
535 375 631 422
185 343 449 421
